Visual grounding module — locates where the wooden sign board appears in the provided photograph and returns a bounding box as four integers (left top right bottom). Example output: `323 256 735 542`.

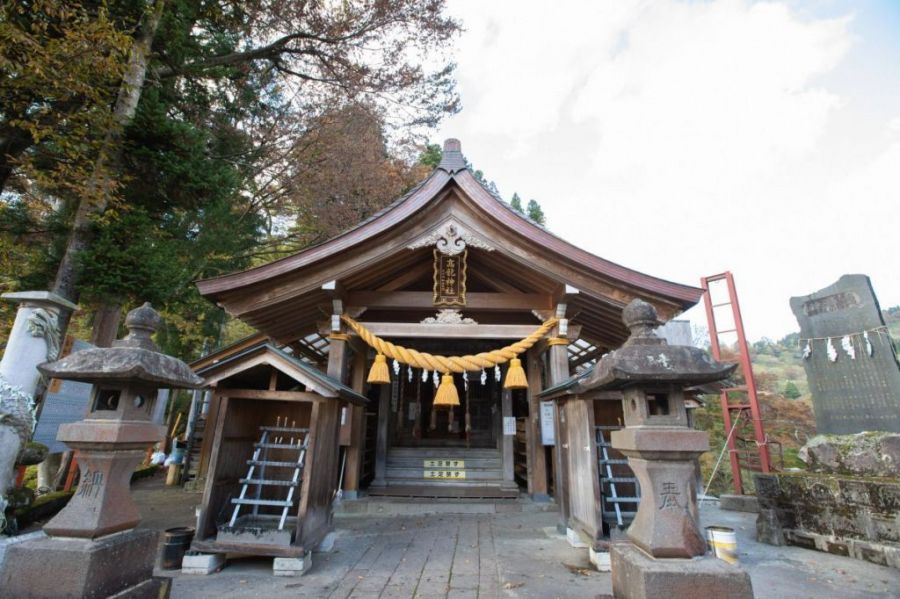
424 470 467 480
433 249 466 306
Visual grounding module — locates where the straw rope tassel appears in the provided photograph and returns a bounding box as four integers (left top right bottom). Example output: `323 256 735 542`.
368 353 390 384
433 374 460 408
503 358 528 389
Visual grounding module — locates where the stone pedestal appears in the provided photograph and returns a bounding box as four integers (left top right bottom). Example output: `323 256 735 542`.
611 427 709 558
44 417 164 538
1 529 160 598
611 543 753 599
42 447 151 538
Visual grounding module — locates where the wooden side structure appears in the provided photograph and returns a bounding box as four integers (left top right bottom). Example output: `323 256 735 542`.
191 139 703 533
190 344 366 558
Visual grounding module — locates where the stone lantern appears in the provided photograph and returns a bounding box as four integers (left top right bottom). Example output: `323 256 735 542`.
1 303 203 598
577 299 753 598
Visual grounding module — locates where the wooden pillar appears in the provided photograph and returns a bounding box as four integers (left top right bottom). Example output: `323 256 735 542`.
501 387 515 488
526 349 549 499
327 336 350 383
372 384 390 488
549 332 572 534
326 335 351 501
342 351 367 498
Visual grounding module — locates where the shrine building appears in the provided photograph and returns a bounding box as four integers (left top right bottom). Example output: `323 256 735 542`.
187 139 703 558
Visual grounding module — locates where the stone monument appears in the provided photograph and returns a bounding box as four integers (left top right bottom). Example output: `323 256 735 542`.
0 291 76 520
790 274 900 434
0 303 202 598
576 299 753 598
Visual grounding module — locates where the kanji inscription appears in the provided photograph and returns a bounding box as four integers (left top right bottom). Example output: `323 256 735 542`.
433 248 466 306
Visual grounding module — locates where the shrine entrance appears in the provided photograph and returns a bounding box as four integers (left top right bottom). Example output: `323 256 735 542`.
389 340 503 450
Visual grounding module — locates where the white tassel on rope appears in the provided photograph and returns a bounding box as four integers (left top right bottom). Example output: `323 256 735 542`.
827 338 838 362
408 365 413 382
841 335 855 360
864 331 874 357
392 359 400 376
432 370 439 387
802 340 811 360
463 371 469 392
494 364 501 382
422 368 429 383
480 368 487 386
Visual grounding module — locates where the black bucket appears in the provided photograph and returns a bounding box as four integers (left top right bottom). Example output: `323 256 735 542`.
161 526 195 570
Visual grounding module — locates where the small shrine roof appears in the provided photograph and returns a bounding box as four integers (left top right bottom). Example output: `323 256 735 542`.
195 343 367 405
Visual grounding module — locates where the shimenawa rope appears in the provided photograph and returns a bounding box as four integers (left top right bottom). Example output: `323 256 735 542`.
340 314 559 374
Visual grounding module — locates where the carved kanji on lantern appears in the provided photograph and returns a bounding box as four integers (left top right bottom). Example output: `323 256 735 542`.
433 248 466 306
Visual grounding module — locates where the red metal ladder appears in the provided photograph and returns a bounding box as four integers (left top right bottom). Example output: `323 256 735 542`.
701 272 771 495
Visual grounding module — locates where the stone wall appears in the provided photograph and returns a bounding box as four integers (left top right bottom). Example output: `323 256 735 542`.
755 433 900 570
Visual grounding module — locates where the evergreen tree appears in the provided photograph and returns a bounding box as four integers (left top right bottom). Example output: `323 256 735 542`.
527 199 546 226
419 143 443 169
510 193 524 213
1 0 462 356
784 381 802 400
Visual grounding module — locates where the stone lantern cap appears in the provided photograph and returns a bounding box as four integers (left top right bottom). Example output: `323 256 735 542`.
545 299 735 396
37 302 203 388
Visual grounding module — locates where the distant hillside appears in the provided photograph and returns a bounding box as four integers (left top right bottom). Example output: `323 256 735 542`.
694 306 900 495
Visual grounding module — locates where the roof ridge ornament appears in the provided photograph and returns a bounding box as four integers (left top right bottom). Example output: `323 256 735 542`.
437 138 467 173
407 218 494 256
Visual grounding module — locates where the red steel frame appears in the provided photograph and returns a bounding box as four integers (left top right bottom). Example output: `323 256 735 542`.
701 272 771 495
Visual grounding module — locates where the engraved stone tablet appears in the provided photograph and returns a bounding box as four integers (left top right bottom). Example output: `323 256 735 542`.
790 274 900 434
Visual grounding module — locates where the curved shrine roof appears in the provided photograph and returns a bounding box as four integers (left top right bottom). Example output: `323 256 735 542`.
196 139 703 350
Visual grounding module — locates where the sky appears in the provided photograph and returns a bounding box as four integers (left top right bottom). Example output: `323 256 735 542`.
434 0 900 341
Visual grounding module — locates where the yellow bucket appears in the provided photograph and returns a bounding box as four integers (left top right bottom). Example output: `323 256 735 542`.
706 526 738 565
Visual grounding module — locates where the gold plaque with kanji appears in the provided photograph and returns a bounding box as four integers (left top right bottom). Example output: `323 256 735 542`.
433 249 466 306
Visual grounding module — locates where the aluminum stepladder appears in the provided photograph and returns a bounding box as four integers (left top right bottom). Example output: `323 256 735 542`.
229 424 310 530
596 425 640 529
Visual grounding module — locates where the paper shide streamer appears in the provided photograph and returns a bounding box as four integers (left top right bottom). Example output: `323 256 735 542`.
827 338 838 362
841 336 855 360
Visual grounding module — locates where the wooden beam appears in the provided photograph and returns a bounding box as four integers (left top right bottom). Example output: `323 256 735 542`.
372 384 390 488
526 349 549 498
375 261 432 291
468 267 522 294
221 389 325 402
548 323 572 534
346 291 552 312
319 321 547 339
342 351 368 497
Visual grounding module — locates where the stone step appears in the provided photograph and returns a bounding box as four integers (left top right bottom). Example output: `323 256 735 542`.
387 448 501 458
381 478 513 489
369 481 519 501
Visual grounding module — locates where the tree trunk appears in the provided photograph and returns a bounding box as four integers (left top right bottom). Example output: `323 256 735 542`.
90 302 123 347
51 0 166 333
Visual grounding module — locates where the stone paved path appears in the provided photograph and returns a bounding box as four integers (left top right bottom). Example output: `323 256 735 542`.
167 511 607 599
130 476 899 599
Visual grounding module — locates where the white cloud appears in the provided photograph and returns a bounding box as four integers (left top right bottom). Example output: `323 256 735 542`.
440 1 900 339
